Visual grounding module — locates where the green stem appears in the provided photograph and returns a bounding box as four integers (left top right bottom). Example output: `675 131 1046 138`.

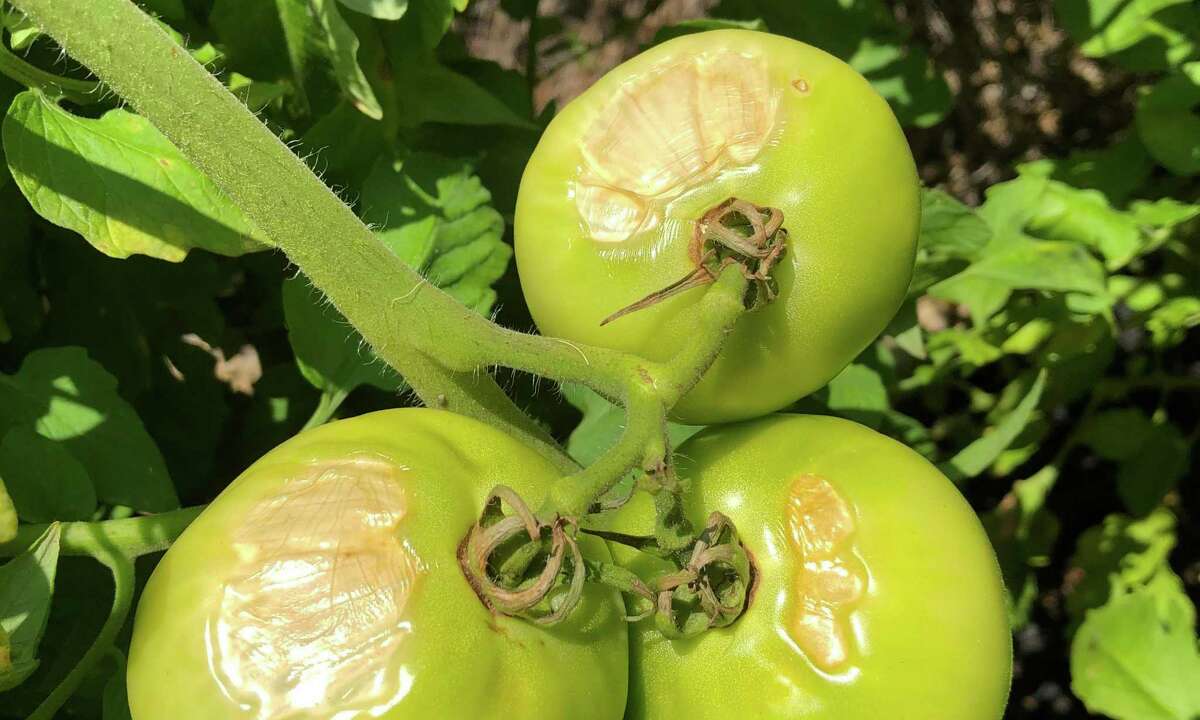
27 546 134 720
549 269 749 517
9 0 574 472
0 41 101 104
0 507 202 558
302 388 349 430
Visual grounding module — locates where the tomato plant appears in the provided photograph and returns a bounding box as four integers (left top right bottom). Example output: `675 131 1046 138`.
516 30 920 423
0 2 1197 720
128 409 629 720
606 414 1011 719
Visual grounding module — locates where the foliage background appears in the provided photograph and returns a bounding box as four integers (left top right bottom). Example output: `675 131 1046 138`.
0 0 1197 718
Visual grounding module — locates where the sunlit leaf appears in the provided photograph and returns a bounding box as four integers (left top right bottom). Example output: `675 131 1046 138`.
0 525 61 693
3 92 268 261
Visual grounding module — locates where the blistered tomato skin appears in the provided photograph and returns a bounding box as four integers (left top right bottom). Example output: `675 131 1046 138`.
610 415 1012 719
127 409 628 720
515 30 920 424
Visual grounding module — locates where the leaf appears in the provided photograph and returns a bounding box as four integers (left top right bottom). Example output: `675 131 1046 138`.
1029 135 1154 205
651 18 768 46
394 63 534 129
941 369 1047 481
820 363 889 428
311 0 383 120
1065 510 1177 629
0 524 61 693
0 427 96 522
299 101 390 193
930 237 1108 326
209 0 298 81
282 276 403 396
918 189 992 260
983 466 1061 628
1057 0 1200 71
562 384 703 467
1136 64 1200 176
337 0 408 20
1117 422 1190 515
0 479 15 544
3 91 268 261
1079 408 1157 461
0 347 177 512
1146 296 1200 348
849 39 952 128
1024 178 1146 270
1071 572 1200 720
361 153 512 314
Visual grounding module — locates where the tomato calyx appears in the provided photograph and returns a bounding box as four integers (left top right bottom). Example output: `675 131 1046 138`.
460 486 588 625
600 197 788 326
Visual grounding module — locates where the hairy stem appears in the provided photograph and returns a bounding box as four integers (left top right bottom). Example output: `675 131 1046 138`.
0 41 101 104
9 0 575 471
0 507 202 558
549 268 749 516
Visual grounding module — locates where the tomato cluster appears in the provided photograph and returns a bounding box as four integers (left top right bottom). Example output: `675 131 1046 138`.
129 29 1010 720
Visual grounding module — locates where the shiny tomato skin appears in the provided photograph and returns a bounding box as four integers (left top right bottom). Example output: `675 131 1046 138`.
610 414 1012 719
127 409 628 720
515 30 919 424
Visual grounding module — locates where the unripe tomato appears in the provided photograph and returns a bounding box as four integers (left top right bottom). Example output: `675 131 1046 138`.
610 414 1011 719
127 409 628 720
515 30 919 423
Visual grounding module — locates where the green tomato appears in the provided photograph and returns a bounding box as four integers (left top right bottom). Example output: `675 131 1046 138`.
515 30 919 424
610 414 1012 719
127 409 628 720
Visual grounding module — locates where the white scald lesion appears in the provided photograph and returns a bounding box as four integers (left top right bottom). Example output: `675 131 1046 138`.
786 474 867 671
209 455 422 720
575 49 780 244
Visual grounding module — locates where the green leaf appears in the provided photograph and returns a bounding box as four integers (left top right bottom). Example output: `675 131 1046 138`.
562 384 703 467
1028 135 1154 205
1079 408 1157 461
1136 64 1200 176
3 91 268 261
282 276 402 396
1 7 41 51
0 347 177 512
1117 422 1190 515
821 363 889 428
651 18 767 46
930 237 1108 326
941 369 1047 481
0 427 96 522
849 39 952 128
1065 510 1177 629
0 478 15 544
311 0 383 120
1024 177 1146 270
918 189 992 260
361 153 512 314
209 0 297 81
1071 572 1200 720
394 63 534 129
337 0 408 20
983 466 1060 628
0 524 61 693
1057 0 1200 70
1146 296 1200 348
299 101 390 193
